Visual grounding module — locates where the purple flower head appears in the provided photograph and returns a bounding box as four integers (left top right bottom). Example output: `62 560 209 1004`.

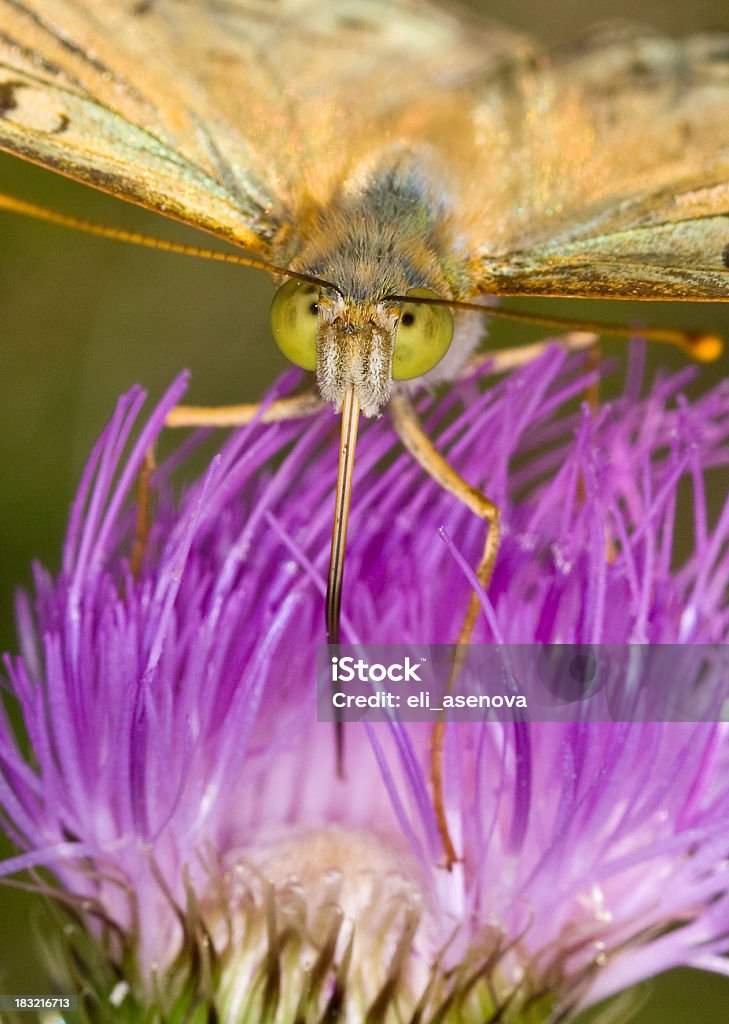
2 344 729 1022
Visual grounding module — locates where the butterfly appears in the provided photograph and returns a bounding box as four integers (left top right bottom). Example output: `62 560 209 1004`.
2 0 729 652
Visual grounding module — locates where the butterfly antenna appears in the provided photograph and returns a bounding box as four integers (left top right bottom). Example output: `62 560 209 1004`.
0 193 339 291
326 385 360 776
389 293 723 363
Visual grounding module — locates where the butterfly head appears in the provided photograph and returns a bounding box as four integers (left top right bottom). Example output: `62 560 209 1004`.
270 278 454 417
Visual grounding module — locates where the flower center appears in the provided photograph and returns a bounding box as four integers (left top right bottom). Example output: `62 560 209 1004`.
216 827 431 1023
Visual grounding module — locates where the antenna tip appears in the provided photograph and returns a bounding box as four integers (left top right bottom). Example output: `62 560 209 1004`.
687 332 723 363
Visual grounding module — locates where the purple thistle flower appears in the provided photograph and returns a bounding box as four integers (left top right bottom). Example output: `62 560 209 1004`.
1 344 729 1021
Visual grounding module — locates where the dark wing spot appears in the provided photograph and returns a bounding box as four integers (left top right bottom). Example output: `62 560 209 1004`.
0 80 26 117
132 0 154 13
679 120 694 142
338 14 375 32
722 243 729 270
702 38 729 63
52 113 70 135
207 48 242 65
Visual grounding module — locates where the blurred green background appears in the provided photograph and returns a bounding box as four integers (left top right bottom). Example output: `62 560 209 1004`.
2 0 729 1020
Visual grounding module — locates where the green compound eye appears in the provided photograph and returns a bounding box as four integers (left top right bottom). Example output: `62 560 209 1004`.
391 288 454 381
270 278 320 370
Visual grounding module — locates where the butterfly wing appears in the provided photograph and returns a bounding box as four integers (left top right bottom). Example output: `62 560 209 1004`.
4 6 726 299
0 0 531 254
460 24 729 299
0 0 283 250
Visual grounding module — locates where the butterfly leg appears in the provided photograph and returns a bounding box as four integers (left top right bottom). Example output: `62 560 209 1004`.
388 392 500 623
389 391 500 869
165 391 325 428
460 330 599 380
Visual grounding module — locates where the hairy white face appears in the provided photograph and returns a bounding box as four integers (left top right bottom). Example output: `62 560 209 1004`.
315 294 399 417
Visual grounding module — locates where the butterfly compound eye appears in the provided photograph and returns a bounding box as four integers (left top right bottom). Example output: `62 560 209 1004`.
270 278 320 370
391 288 454 380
